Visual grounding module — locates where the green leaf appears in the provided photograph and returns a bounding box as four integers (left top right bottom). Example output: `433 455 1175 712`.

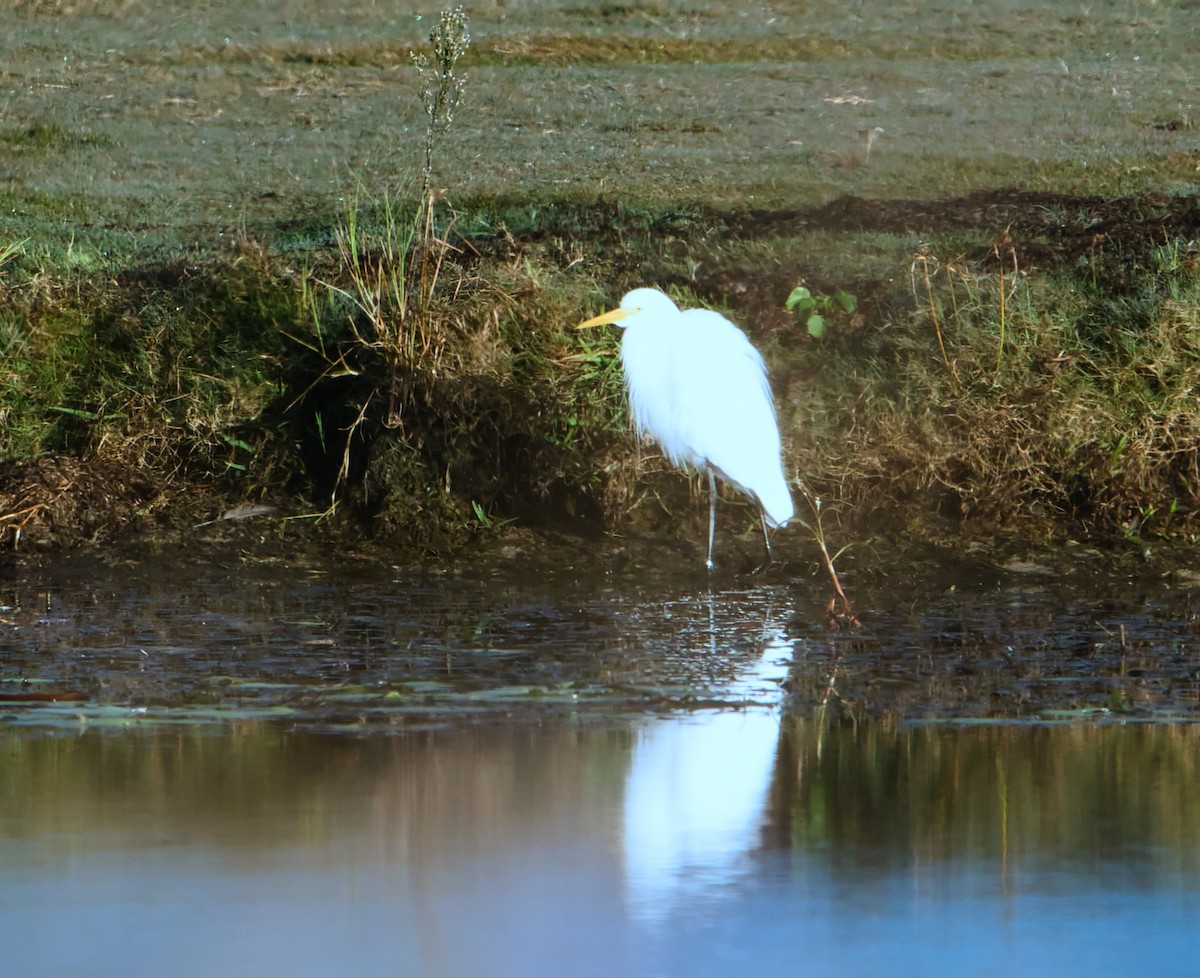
785 286 813 312
806 314 827 339
49 405 124 421
834 289 858 313
222 435 255 453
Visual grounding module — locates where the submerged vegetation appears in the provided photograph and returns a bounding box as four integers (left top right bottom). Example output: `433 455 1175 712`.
1 3 1198 559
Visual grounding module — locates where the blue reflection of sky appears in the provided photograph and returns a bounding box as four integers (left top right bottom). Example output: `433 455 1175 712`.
632 861 1200 978
4 823 1197 978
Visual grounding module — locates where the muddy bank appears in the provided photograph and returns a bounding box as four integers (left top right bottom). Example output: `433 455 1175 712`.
2 189 1199 563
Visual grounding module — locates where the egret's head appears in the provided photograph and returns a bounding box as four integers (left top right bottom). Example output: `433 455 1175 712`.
576 287 679 330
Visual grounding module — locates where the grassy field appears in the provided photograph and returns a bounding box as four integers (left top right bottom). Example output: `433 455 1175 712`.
1 1 1198 558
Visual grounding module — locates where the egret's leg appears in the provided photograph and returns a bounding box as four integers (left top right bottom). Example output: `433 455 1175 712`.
747 510 778 576
706 468 718 572
759 510 775 564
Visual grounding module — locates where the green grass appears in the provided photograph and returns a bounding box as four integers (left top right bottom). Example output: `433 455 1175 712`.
4 1 1198 250
0 122 112 150
0 250 293 477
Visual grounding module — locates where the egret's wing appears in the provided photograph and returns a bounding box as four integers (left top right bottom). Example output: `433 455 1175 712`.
673 311 794 526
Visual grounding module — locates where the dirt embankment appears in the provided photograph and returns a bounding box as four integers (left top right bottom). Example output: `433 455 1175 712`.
2 189 1198 560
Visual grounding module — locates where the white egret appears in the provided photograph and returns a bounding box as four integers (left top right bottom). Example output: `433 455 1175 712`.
578 287 794 570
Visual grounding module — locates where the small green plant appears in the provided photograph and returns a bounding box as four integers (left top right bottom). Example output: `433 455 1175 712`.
785 284 857 339
0 238 26 274
471 499 516 531
410 6 470 314
1119 497 1182 545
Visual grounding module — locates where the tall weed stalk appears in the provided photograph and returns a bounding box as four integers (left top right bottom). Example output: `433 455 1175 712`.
298 7 471 508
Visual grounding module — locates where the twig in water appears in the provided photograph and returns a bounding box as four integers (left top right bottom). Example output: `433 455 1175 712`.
795 483 859 628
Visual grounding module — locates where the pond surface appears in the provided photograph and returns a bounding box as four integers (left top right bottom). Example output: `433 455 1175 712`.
2 543 1199 977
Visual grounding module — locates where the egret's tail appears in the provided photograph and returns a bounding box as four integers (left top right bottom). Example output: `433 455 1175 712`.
759 479 795 529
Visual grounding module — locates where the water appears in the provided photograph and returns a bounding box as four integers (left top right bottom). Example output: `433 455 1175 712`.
2 545 1199 976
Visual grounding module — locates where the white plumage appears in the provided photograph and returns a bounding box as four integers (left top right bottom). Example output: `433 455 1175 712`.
579 287 793 569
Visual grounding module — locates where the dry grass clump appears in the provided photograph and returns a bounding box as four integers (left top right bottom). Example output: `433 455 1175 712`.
0 453 164 551
792 236 1200 541
288 180 632 543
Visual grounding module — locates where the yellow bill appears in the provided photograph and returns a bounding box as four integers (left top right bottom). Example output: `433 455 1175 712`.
576 305 632 329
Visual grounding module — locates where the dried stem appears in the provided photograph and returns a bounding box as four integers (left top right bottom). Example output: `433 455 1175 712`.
796 483 859 628
911 246 959 392
992 228 1020 373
